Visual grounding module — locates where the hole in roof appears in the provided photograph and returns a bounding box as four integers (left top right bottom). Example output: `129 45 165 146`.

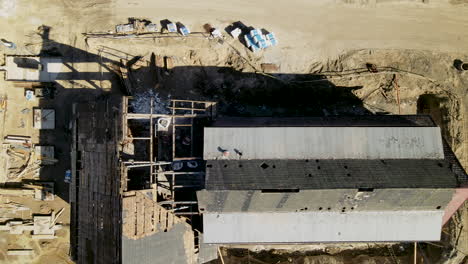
315 159 319 163
358 187 374 192
347 173 351 177
351 207 354 210
317 166 321 170
305 159 309 162
436 206 441 209
381 160 387 165
319 207 323 210
308 174 312 177
304 207 308 210
327 207 331 210
224 164 228 168
341 209 345 213
438 163 443 167
260 163 269 169
272 165 276 168
239 164 243 168
344 165 348 169
206 164 212 168
342 207 346 210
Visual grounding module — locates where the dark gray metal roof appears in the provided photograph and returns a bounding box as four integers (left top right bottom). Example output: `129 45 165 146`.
205 159 458 190
210 115 437 127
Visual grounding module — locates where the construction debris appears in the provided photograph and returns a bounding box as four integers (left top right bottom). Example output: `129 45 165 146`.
0 213 62 238
0 182 54 201
122 191 182 240
116 18 159 34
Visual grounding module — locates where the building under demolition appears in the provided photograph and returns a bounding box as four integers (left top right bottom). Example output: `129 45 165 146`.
70 96 467 263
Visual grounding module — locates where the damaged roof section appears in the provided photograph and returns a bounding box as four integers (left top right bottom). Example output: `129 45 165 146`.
121 191 197 264
197 189 454 213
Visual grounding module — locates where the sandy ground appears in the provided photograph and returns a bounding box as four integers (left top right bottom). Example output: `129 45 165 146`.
0 0 468 263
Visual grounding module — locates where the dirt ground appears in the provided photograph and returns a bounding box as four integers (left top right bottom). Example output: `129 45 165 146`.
0 0 468 263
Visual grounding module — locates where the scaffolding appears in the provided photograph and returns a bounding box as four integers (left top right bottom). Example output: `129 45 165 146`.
121 96 216 218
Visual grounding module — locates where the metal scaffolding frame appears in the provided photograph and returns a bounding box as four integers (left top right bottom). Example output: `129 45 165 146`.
121 96 215 214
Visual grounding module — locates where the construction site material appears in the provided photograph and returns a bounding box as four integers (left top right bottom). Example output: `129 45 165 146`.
4 135 31 144
25 90 34 101
0 188 35 196
0 214 61 237
116 19 159 34
33 108 55 129
64 169 71 183
244 29 277 52
0 182 54 200
230 28 241 38
7 249 34 256
1 38 16 49
157 118 171 131
166 22 177 33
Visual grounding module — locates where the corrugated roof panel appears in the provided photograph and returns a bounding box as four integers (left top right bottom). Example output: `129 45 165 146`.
197 189 454 213
203 127 444 160
203 211 444 243
204 159 457 190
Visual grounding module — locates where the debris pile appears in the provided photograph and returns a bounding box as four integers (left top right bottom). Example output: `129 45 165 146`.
0 209 63 239
115 18 191 36
3 136 57 181
116 18 158 34
129 90 170 114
